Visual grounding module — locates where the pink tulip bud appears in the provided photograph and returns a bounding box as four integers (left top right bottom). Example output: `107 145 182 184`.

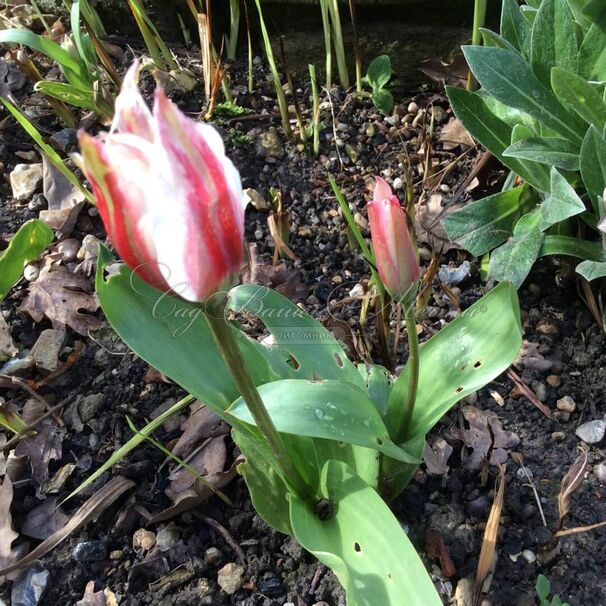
79 61 244 302
367 177 420 298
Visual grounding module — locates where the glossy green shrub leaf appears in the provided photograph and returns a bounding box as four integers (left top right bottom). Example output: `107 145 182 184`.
228 379 418 463
551 67 606 132
488 211 545 287
0 219 53 303
504 137 581 170
530 0 577 88
463 45 585 143
227 284 364 387
580 125 606 216
95 248 278 414
290 460 442 606
578 23 606 80
539 167 586 231
446 87 550 191
576 260 606 281
501 0 532 55
442 186 531 256
386 283 521 440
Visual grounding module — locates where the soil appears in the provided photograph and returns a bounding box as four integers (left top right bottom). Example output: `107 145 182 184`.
1 26 605 606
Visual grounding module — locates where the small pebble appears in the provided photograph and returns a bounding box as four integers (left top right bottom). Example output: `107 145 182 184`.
23 264 39 282
132 528 156 551
392 177 403 190
109 550 123 560
27 193 47 212
594 462 606 482
156 525 180 551
407 101 418 114
217 563 244 595
551 431 566 442
205 547 223 565
546 374 561 387
556 396 576 413
72 539 107 562
522 549 536 563
576 419 606 444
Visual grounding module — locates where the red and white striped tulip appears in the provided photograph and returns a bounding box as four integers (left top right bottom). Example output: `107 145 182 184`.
78 61 244 302
367 177 420 298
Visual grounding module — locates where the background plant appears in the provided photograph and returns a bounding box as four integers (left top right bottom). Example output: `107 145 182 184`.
443 0 606 294
362 54 393 114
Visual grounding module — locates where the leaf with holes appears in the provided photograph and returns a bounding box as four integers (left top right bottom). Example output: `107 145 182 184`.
289 459 442 606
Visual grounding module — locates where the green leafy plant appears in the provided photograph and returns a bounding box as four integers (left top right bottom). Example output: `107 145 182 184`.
227 0 240 61
0 219 53 303
443 0 606 290
362 55 393 114
319 0 349 89
536 574 570 606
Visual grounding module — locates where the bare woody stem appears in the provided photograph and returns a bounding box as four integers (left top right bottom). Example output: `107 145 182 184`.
399 301 419 440
205 299 311 502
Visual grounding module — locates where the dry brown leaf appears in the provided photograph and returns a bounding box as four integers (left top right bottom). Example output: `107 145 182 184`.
439 118 475 150
474 464 506 605
419 54 469 87
21 497 69 540
75 581 106 606
451 406 519 471
558 445 589 530
0 476 135 579
0 476 24 582
425 529 456 577
416 193 459 253
21 256 100 335
423 437 453 476
0 314 17 361
170 403 226 460
39 157 85 237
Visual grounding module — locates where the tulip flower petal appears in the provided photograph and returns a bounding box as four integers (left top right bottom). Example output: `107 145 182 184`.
111 60 153 140
373 176 393 204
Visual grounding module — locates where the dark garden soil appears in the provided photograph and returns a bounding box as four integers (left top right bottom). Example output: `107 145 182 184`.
1 40 605 606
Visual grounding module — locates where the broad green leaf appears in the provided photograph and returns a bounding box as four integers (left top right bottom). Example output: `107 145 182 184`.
539 234 604 261
580 125 606 217
480 28 518 51
501 0 532 55
386 284 521 440
531 0 578 87
366 55 391 89
479 90 540 131
290 460 442 606
0 29 89 88
372 88 394 115
233 427 292 535
503 137 581 170
358 364 391 416
0 219 53 303
551 67 606 131
539 167 586 231
227 284 364 387
0 97 93 204
446 87 550 191
463 45 585 143
510 123 552 190
536 574 551 601
578 23 606 80
488 212 545 287
95 248 279 414
576 260 606 280
442 186 531 256
227 379 418 463
34 81 106 114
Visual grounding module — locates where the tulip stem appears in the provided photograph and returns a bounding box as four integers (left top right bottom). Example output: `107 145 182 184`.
205 300 311 502
400 301 419 440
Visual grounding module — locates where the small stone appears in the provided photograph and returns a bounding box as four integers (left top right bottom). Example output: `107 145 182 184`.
56 238 80 262
594 462 606 482
532 381 548 401
353 212 368 230
407 101 418 114
31 329 65 372
72 539 107 562
551 431 566 442
522 549 536 563
10 163 43 201
536 319 558 335
156 525 180 551
392 177 404 190
217 563 244 595
576 420 606 444
546 374 561 387
27 194 47 212
454 577 474 606
556 396 576 413
257 575 284 597
11 563 49 606
78 393 104 423
254 228 264 240
49 128 77 153
205 547 223 565
336 122 348 131
23 264 39 282
133 528 156 550
365 124 375 138
517 467 533 480
430 106 448 123
554 411 570 423
109 550 123 560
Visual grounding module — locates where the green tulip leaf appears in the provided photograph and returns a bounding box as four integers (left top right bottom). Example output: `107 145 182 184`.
0 219 53 303
227 379 418 463
289 460 442 606
386 283 522 441
358 363 391 417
